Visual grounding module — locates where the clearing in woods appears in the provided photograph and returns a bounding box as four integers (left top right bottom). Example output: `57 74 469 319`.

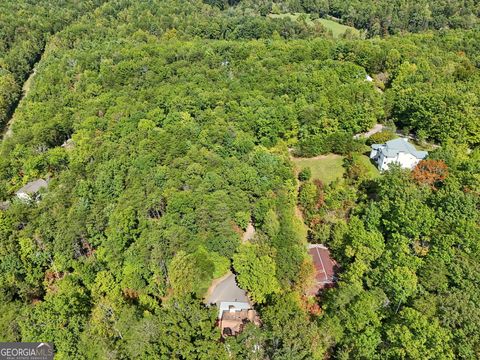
292 154 345 185
268 13 359 38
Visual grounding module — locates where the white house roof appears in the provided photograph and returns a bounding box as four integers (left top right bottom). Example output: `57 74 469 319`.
373 138 427 159
16 179 48 195
218 301 251 318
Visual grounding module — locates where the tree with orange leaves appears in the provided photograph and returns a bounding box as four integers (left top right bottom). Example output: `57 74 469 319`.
412 159 449 189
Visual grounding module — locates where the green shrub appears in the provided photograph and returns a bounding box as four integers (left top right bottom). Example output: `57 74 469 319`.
298 167 312 181
366 130 396 145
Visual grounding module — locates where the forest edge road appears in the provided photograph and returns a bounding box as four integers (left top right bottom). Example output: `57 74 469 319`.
3 67 38 139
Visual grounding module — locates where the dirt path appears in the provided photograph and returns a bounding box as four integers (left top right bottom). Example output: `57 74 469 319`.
290 153 309 230
294 205 305 225
3 67 37 139
242 222 256 243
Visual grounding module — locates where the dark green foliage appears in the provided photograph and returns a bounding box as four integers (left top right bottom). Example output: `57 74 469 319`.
366 130 396 146
0 0 479 358
298 132 368 157
328 0 479 35
229 0 479 36
0 0 108 131
261 293 324 359
0 70 19 128
298 167 311 181
312 155 480 359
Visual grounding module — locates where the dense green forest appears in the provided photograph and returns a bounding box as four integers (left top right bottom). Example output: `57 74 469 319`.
0 0 108 131
213 0 480 36
0 0 479 359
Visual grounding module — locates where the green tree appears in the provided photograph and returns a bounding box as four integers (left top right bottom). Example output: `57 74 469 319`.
383 308 454 359
0 70 19 126
156 296 226 359
233 243 280 304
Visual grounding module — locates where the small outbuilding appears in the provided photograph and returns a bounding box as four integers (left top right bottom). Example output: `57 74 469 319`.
16 179 49 202
370 138 427 171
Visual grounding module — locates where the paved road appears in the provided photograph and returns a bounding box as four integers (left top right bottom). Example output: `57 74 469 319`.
353 123 385 139
205 272 249 306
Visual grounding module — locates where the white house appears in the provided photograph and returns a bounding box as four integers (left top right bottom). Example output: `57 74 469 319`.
218 301 251 320
15 179 48 202
370 138 427 171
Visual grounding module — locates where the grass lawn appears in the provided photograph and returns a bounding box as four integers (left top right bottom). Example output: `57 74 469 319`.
293 154 345 184
317 18 359 38
268 13 358 38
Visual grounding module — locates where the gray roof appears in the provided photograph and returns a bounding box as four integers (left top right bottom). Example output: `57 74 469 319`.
218 301 251 318
16 179 48 195
373 138 427 159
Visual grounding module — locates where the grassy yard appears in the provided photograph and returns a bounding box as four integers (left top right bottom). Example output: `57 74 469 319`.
292 154 345 184
268 13 359 38
293 153 379 184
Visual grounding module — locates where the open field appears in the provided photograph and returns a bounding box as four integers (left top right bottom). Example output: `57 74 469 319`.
317 18 359 38
268 13 359 38
292 154 345 184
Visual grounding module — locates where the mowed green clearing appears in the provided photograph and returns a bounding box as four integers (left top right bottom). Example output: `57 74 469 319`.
293 154 345 184
317 18 359 38
293 154 379 184
268 13 359 38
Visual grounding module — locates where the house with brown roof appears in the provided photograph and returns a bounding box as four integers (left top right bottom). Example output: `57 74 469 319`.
218 301 260 337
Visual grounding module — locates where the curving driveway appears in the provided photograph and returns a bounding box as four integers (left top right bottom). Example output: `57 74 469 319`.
353 123 385 139
205 272 249 306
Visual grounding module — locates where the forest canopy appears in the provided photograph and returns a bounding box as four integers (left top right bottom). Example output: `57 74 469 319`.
214 0 480 36
0 0 479 359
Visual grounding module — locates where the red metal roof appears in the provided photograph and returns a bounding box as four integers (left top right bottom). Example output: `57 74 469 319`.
308 245 337 295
